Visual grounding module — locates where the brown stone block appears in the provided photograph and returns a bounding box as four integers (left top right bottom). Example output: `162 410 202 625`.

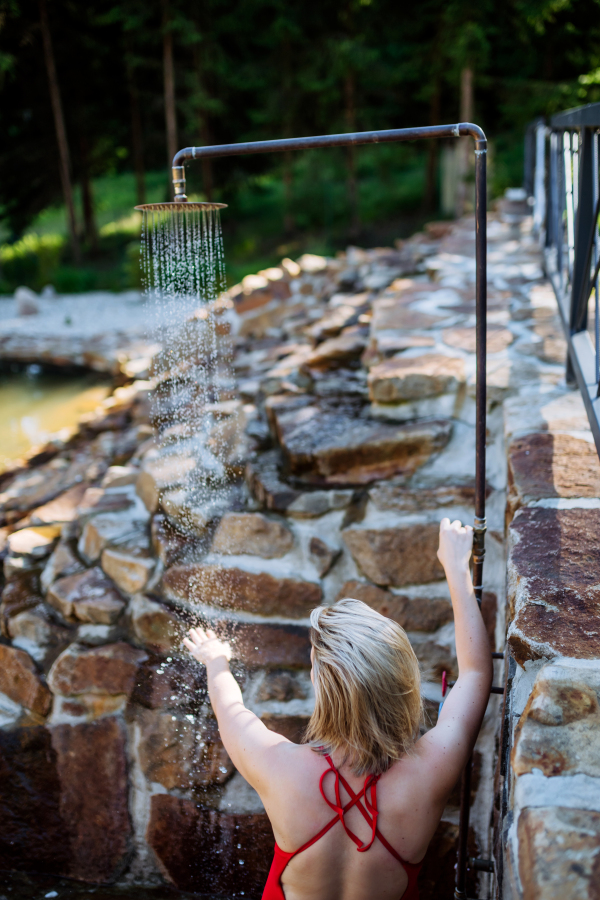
261 712 310 743
304 332 367 369
51 717 131 882
7 605 72 666
47 567 125 623
0 643 51 715
0 725 70 875
211 511 294 558
336 580 453 632
518 807 600 900
269 395 452 486
369 481 477 513
257 669 309 702
7 525 61 559
507 508 600 664
227 621 311 668
508 433 600 515
147 794 274 895
371 298 442 332
76 486 134 521
0 571 42 634
442 324 514 354
245 449 303 512
343 524 444 586
41 541 84 593
130 594 183 653
163 563 321 618
136 710 233 789
101 545 155 594
130 655 207 709
48 642 147 697
512 662 600 778
21 483 88 527
368 354 465 403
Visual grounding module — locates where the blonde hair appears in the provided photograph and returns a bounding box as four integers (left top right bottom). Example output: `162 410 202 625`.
305 598 422 776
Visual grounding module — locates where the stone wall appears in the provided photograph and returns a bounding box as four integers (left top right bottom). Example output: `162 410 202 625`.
496 280 600 893
0 208 557 898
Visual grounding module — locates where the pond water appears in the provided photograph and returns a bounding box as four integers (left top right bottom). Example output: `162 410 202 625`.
0 366 112 472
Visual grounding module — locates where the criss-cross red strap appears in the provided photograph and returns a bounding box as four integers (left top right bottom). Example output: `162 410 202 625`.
291 754 407 866
318 754 380 853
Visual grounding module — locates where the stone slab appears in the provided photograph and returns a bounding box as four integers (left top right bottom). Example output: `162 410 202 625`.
47 567 125 623
163 564 321 618
336 580 453 632
51 717 131 882
130 594 183 653
147 794 274 895
137 710 233 790
268 395 452 486
211 512 294 558
508 433 600 515
518 806 600 900
343 523 444 586
48 642 147 697
0 643 51 715
512 661 600 778
368 354 465 403
507 508 600 665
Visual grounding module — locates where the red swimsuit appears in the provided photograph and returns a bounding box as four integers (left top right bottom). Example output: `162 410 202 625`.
262 754 422 900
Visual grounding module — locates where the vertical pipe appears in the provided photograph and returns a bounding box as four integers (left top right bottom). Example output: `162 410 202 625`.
593 132 600 389
455 140 487 900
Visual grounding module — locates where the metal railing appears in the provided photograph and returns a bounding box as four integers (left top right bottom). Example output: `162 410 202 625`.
529 103 600 453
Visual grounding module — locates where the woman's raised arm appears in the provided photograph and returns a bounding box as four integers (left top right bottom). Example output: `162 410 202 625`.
417 518 493 799
183 627 290 797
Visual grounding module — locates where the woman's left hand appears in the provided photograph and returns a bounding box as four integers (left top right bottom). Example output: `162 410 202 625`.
183 627 232 665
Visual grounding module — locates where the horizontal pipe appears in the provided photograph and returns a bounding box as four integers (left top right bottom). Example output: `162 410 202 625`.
173 122 487 168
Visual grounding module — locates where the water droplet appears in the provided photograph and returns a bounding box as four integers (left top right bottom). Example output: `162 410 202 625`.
239 860 244 865
219 765 228 774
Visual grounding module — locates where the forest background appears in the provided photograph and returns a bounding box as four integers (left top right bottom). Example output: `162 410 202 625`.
1 0 600 293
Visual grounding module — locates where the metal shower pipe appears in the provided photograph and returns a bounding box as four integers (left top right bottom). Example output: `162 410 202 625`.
170 122 487 900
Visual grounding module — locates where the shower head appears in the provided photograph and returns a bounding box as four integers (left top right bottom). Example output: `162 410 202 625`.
135 201 227 212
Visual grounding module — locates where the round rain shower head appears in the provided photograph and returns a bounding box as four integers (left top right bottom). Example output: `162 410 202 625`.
134 201 227 212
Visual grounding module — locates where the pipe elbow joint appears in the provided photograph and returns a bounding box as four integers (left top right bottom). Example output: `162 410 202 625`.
458 123 487 152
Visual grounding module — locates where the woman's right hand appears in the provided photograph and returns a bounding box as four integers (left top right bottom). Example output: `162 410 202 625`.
183 626 232 665
437 517 473 577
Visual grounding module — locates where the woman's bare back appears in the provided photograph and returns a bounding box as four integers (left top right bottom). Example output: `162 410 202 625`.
260 742 447 900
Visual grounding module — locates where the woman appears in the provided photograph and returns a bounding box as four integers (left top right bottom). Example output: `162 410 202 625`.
183 518 492 900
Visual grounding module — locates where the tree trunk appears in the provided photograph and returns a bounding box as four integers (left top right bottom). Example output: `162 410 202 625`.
162 0 178 173
455 66 473 218
126 59 146 206
39 0 80 262
79 134 98 253
423 77 441 212
344 72 359 238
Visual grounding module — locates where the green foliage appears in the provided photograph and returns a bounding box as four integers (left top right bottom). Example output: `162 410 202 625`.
1 0 600 291
0 233 65 292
